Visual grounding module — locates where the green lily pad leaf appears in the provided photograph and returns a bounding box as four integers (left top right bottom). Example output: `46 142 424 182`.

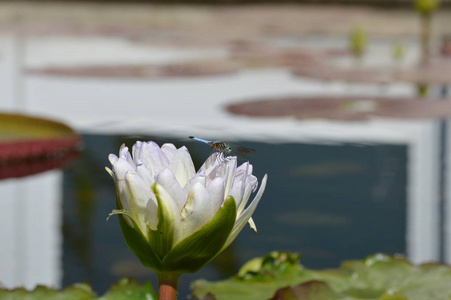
0 113 80 162
162 196 237 273
0 282 95 299
197 293 217 300
0 278 156 300
378 291 408 300
238 251 301 280
269 281 344 300
102 277 157 300
191 252 451 300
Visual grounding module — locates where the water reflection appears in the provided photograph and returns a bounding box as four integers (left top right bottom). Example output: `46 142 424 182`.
290 160 365 178
274 210 353 227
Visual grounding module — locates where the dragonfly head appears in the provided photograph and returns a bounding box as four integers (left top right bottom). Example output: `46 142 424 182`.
224 146 232 154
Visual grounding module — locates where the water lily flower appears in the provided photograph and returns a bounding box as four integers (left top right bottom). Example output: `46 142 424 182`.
106 141 267 300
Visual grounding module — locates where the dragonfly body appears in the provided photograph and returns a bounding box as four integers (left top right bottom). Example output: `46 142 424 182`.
189 136 255 159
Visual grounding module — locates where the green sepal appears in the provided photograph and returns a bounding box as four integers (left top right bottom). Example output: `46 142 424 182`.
114 189 162 271
149 183 178 260
161 195 237 273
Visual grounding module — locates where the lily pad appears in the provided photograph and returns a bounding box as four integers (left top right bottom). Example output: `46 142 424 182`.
0 278 156 300
0 151 79 180
191 251 451 300
226 96 451 121
27 60 239 79
0 113 80 162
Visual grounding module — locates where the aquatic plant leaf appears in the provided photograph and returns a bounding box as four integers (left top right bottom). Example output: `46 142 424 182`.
0 283 95 299
191 252 451 300
0 113 80 162
103 277 157 299
269 280 344 300
0 278 156 299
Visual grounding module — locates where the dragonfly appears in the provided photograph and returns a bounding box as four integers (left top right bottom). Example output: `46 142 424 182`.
189 136 256 159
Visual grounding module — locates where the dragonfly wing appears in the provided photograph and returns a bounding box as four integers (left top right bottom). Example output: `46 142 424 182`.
231 145 256 158
190 137 256 159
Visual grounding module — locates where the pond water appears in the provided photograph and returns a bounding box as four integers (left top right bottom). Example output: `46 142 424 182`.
0 23 445 299
56 134 407 298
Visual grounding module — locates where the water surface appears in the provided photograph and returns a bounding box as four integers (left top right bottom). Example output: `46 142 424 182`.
61 134 407 297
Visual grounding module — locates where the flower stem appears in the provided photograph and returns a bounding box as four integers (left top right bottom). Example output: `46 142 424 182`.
158 272 181 300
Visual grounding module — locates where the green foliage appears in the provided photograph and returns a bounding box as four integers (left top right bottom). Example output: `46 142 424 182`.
0 113 78 142
0 278 156 300
100 278 156 300
350 26 367 59
392 41 406 61
191 252 451 300
414 0 440 15
0 113 80 163
417 84 429 97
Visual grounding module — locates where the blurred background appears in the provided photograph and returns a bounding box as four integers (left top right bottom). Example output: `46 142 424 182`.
1 0 451 298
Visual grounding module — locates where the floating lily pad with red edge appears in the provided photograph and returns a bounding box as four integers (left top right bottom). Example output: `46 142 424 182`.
0 112 81 163
0 151 80 180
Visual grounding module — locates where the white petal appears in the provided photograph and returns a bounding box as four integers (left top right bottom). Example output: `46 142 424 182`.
214 156 236 180
136 160 155 187
179 182 219 241
119 146 135 168
183 174 207 197
125 171 158 232
228 180 244 208
201 155 234 188
249 175 258 192
234 162 248 177
161 143 177 161
119 144 129 157
168 146 196 188
108 154 119 165
237 180 253 216
116 175 131 211
155 168 186 211
207 177 226 207
245 169 258 192
223 157 237 197
198 152 221 183
234 162 250 184
132 141 144 165
222 174 267 250
138 141 169 175
198 152 219 173
112 157 135 180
